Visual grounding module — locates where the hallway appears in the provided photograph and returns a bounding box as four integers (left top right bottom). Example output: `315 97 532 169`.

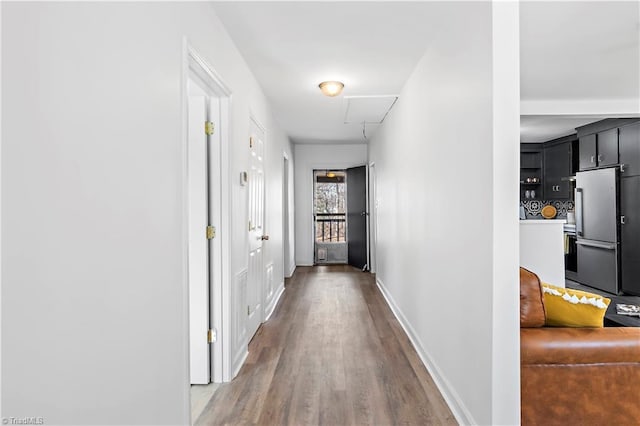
195 266 457 425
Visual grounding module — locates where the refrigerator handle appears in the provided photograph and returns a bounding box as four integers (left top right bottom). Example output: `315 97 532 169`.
575 188 583 237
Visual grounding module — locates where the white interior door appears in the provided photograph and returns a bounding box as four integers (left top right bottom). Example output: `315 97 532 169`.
247 119 265 339
188 92 210 384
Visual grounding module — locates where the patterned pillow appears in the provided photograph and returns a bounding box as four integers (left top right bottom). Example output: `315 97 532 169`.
541 283 610 328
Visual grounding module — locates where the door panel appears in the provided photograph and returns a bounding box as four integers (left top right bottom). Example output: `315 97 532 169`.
246 120 265 340
188 95 210 384
579 134 597 170
577 242 618 294
544 142 572 199
621 176 640 295
597 128 619 167
576 168 617 243
619 122 640 177
347 166 367 269
247 248 263 332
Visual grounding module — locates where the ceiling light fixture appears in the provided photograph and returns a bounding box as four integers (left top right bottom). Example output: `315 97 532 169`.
326 171 336 178
318 81 344 97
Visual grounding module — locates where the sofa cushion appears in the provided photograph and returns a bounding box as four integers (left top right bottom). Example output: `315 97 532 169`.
521 327 640 365
520 267 546 328
541 283 610 328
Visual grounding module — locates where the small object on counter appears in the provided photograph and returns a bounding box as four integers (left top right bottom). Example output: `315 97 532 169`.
541 205 557 219
616 304 640 317
567 211 576 224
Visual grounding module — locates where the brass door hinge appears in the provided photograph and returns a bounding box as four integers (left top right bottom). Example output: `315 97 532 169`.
205 121 215 136
206 225 216 240
207 329 216 343
249 136 254 148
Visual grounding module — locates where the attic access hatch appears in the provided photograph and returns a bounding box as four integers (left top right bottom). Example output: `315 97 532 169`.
344 95 398 124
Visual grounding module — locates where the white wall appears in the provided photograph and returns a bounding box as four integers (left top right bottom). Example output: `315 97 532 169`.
293 144 367 266
367 2 519 425
262 126 292 319
1 2 292 424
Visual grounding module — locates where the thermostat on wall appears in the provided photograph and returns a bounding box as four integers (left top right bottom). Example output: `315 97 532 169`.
240 171 248 186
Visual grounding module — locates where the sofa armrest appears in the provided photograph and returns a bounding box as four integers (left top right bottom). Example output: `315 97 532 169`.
521 327 640 365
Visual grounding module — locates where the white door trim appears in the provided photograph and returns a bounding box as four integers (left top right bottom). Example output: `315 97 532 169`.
283 152 292 278
181 40 233 397
368 162 377 274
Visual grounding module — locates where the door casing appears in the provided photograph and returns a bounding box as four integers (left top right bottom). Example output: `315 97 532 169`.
181 41 233 399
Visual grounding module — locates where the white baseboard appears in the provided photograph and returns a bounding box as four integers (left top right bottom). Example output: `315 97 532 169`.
232 348 248 379
296 262 313 267
264 282 285 322
375 278 475 426
287 264 296 277
230 281 285 381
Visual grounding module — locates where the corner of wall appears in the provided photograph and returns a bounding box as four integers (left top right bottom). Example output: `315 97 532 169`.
375 278 476 426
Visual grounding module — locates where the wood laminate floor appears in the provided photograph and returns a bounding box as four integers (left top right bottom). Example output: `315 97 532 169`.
195 265 457 426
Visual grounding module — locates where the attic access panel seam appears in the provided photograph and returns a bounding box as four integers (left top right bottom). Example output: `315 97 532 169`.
344 95 399 124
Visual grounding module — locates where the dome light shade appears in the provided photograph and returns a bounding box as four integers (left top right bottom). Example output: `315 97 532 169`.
318 81 344 97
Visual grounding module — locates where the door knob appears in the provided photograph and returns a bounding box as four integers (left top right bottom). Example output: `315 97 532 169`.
261 235 270 241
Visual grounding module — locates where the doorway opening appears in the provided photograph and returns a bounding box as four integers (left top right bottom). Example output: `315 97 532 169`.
314 170 347 264
183 42 232 423
313 166 368 269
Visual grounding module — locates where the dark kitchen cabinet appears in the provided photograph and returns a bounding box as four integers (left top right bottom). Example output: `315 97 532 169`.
578 124 622 171
544 140 575 199
619 121 640 177
620 175 640 296
579 134 597 170
598 128 619 167
520 144 543 201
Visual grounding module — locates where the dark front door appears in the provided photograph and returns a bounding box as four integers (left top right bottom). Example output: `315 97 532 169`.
347 166 367 270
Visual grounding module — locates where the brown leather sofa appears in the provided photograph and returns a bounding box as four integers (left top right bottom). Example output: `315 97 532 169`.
520 267 640 426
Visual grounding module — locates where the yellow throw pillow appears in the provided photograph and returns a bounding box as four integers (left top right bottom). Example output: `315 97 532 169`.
541 283 611 328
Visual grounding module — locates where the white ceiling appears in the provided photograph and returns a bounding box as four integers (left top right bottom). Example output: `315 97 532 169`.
520 116 609 143
212 1 450 144
520 1 639 103
344 96 398 125
520 1 639 143
212 1 640 145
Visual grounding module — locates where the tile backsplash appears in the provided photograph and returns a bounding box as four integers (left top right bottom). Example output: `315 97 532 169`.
521 200 574 219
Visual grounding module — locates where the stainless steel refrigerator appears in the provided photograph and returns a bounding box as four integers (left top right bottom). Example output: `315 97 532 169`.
575 167 620 294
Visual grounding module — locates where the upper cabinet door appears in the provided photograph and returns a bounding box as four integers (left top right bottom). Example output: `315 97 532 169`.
597 128 619 167
579 134 597 170
619 122 640 177
544 141 573 199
